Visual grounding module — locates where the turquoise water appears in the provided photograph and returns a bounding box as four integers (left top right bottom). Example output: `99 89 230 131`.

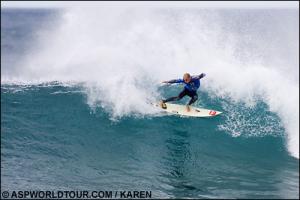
1 8 299 199
1 84 299 198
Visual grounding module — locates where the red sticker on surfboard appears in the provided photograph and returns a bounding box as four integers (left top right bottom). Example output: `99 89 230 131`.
209 110 216 116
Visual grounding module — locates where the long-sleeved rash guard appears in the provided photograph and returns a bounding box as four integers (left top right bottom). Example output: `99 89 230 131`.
166 73 206 92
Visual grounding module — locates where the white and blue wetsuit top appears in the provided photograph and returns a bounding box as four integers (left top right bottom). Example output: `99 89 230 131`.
167 73 206 92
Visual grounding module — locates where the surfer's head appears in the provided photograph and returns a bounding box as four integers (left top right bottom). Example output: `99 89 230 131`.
183 73 191 83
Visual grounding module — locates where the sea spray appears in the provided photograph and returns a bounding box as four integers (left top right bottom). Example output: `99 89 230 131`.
2 7 298 158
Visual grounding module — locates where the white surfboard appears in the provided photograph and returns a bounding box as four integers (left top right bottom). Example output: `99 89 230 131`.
153 102 222 117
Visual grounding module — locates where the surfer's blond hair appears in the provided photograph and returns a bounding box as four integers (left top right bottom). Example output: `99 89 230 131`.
183 73 191 79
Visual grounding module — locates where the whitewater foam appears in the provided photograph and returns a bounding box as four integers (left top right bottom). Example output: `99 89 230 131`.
2 7 298 158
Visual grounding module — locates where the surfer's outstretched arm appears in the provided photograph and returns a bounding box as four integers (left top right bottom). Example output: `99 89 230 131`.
162 79 183 84
194 73 206 79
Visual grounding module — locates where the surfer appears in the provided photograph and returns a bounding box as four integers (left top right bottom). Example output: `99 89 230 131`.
160 73 206 112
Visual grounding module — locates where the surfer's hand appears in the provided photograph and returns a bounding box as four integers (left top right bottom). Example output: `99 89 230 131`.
162 81 168 84
199 73 206 79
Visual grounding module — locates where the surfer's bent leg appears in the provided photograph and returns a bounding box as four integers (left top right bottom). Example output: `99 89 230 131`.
163 89 187 103
187 91 198 105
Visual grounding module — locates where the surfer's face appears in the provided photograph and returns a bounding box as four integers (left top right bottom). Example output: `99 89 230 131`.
184 76 191 83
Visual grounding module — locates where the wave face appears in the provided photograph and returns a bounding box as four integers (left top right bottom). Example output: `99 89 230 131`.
1 83 299 198
1 8 299 198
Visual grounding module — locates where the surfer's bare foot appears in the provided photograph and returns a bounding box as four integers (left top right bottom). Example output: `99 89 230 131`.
186 105 191 112
160 101 167 109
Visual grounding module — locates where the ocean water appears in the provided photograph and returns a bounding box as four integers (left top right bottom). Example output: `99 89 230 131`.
1 7 299 199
